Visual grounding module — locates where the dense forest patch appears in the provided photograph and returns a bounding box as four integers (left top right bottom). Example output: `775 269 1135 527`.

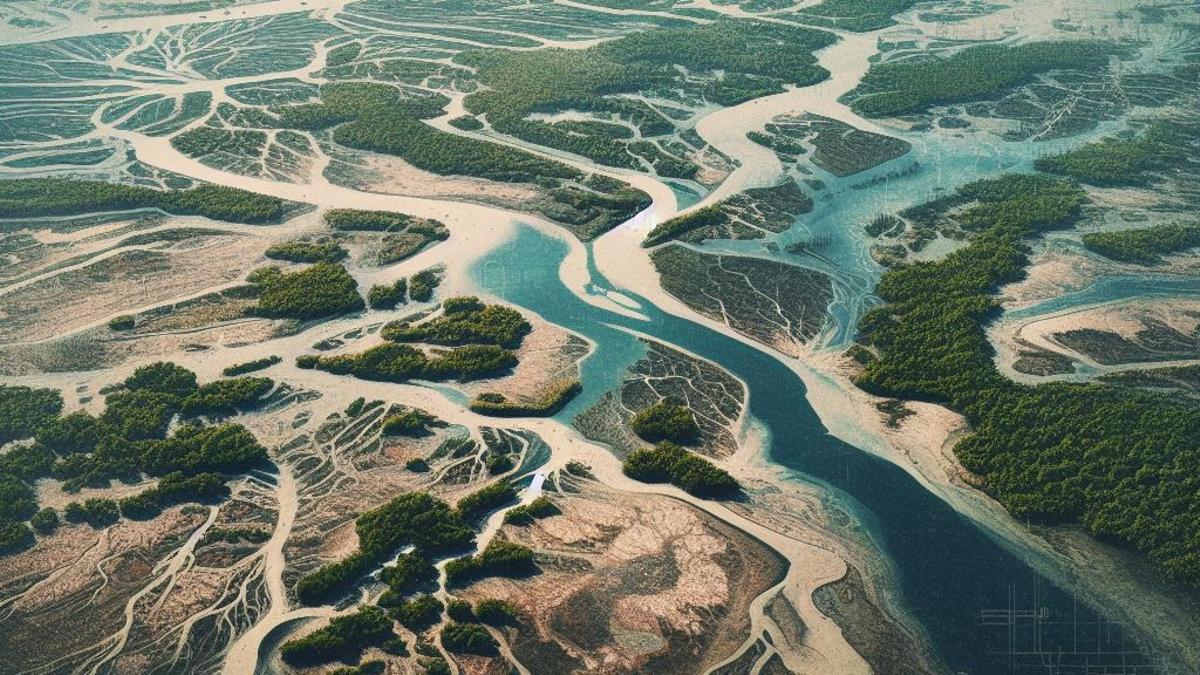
622 441 739 498
1035 120 1194 186
247 262 365 320
846 41 1126 118
1081 223 1200 264
853 173 1200 587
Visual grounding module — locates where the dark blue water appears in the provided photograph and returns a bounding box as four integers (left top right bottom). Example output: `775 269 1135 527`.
473 225 1159 674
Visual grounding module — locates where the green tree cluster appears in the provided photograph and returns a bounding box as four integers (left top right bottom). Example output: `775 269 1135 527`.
503 496 560 526
0 364 270 554
1081 223 1200 265
381 297 531 349
279 83 578 183
222 355 281 376
455 481 517 525
467 380 582 418
440 622 498 656
381 409 436 437
247 262 365 320
791 0 918 31
117 472 228 520
391 593 444 631
630 398 701 444
280 605 395 667
622 441 739 498
445 539 536 587
0 178 284 223
303 343 517 384
368 278 408 310
265 240 348 263
408 268 442 303
179 377 274 417
1035 122 1190 186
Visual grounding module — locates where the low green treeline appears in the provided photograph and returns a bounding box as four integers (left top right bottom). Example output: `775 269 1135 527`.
1035 121 1192 186
622 441 740 499
848 40 1126 117
0 178 284 223
643 205 727 248
300 343 517 384
179 376 274 418
117 472 228 520
503 496 560 526
853 173 1200 588
222 355 282 376
1081 223 1200 265
280 606 397 667
444 539 537 587
265 240 348 263
791 0 918 32
456 481 517 525
467 380 582 417
325 208 443 234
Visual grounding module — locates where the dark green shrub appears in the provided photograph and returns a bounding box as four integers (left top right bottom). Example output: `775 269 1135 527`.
440 622 498 655
503 497 560 525
222 356 282 376
456 482 517 525
30 507 58 534
475 599 519 626
630 399 700 444
265 240 348 263
391 594 444 631
279 605 395 667
446 599 474 622
249 263 365 321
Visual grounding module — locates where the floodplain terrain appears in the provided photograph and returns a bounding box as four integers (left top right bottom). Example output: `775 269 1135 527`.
0 0 1199 674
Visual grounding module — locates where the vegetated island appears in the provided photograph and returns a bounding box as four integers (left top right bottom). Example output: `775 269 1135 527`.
851 172 1200 589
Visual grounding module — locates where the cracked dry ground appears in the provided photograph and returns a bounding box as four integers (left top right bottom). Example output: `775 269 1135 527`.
453 474 787 675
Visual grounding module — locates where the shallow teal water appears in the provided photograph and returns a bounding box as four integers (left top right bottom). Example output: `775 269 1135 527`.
472 224 1157 674
701 118 1131 346
1006 275 1200 320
